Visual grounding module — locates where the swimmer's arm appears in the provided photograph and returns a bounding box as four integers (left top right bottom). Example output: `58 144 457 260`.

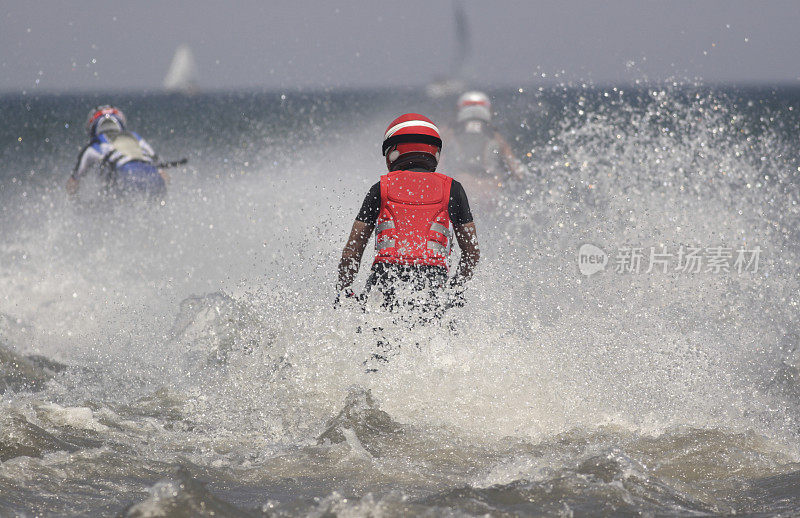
67 145 101 196
66 176 79 196
337 220 374 291
453 222 480 284
138 137 158 162
494 131 529 179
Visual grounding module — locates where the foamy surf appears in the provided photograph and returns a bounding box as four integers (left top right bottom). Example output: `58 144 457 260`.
1 87 800 515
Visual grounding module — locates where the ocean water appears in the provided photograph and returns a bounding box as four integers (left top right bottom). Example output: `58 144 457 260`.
2 86 800 516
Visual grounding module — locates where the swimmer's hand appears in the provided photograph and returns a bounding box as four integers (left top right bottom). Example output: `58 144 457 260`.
66 176 79 198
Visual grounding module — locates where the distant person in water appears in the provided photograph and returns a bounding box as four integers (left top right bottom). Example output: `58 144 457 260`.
67 105 167 201
336 113 480 322
446 91 530 193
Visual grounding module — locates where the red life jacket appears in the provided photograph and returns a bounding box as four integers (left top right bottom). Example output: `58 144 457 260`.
373 170 453 269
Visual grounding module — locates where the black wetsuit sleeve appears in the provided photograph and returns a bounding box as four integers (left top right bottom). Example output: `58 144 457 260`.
355 182 381 225
448 180 474 226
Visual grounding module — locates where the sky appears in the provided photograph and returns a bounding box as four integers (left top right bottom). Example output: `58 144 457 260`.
1 0 799 93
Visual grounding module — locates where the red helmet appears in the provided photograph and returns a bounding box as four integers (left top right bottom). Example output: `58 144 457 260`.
86 105 127 136
382 113 442 171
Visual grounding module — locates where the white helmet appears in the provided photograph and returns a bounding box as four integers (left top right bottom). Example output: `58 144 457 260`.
457 91 492 123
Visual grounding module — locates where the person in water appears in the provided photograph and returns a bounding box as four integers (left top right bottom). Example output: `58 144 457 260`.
447 91 530 186
336 113 481 321
67 105 167 200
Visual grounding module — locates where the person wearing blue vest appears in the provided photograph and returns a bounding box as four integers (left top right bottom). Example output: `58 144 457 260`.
67 105 167 201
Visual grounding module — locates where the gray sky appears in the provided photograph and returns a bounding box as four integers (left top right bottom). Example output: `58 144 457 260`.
2 0 799 93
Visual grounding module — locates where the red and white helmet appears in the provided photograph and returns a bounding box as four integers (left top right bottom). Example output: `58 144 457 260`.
86 105 127 136
382 113 442 171
457 91 492 123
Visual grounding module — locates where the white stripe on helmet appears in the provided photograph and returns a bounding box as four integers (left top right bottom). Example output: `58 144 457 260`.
384 120 440 140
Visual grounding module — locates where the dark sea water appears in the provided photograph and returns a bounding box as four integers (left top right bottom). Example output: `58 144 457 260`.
2 86 800 516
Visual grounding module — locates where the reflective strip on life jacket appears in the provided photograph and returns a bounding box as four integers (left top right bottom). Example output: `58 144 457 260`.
376 237 395 251
430 222 450 238
427 241 447 255
375 220 396 250
375 220 395 233
427 221 451 256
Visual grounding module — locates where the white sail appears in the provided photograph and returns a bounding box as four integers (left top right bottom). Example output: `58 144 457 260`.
163 44 198 93
426 0 470 98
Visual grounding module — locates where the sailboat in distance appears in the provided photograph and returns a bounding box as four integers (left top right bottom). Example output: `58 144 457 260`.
426 0 469 98
163 44 199 94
